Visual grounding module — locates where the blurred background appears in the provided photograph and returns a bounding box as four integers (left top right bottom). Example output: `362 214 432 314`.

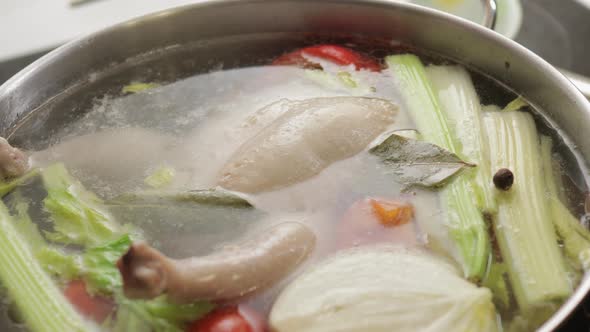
1 0 590 330
2 0 590 85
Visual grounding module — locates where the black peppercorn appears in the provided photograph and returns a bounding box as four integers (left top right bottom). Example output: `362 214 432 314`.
493 168 514 191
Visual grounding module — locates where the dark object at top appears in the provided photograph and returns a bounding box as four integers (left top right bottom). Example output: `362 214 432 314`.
493 168 514 191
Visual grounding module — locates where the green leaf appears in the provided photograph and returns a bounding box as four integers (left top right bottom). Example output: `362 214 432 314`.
482 262 510 312
303 69 373 95
82 234 132 294
502 97 529 112
36 247 81 280
122 82 160 94
109 188 252 208
113 294 214 332
145 166 176 188
369 133 475 187
337 71 357 88
0 168 40 198
42 163 122 246
8 193 46 252
142 297 214 326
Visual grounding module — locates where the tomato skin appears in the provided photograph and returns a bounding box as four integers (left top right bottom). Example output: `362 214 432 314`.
187 306 266 332
63 280 114 323
272 44 381 71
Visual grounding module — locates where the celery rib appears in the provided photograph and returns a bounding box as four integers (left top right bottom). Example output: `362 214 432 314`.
483 112 571 314
0 200 95 332
541 136 590 270
386 54 490 280
42 163 120 246
426 66 496 213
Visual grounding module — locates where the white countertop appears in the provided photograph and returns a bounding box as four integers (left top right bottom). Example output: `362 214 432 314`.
0 0 203 62
0 0 527 63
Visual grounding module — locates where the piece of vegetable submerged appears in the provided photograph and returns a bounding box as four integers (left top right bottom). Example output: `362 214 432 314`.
272 44 381 71
0 198 97 332
541 136 590 270
337 198 418 249
386 54 490 280
28 163 214 331
42 163 122 246
270 246 498 332
144 166 176 188
0 168 39 197
121 82 160 94
187 305 266 332
111 294 214 332
63 280 115 323
483 111 571 319
425 65 496 213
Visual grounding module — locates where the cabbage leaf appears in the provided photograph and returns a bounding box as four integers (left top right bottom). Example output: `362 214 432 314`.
270 246 498 332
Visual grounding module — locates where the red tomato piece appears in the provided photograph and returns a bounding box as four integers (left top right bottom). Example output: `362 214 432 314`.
272 44 381 71
187 305 266 332
63 280 115 323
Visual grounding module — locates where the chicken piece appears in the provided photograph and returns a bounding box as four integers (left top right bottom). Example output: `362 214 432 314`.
117 222 316 303
0 138 29 179
218 97 398 193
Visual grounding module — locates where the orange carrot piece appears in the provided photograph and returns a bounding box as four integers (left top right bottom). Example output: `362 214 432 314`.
370 199 414 227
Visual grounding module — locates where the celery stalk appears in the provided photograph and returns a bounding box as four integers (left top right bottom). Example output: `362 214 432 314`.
42 163 121 246
0 168 40 197
541 136 590 270
0 200 95 332
426 66 496 213
483 111 571 313
386 54 490 280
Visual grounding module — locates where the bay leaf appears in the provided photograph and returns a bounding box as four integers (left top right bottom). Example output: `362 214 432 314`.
105 188 259 257
369 134 475 187
107 188 252 208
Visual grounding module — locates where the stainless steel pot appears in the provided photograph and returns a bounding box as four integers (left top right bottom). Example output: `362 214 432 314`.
0 0 588 330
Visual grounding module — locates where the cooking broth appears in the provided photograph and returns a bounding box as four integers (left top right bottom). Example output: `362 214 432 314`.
1 33 588 332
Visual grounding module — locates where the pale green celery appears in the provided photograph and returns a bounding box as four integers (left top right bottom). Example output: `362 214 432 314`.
483 111 571 314
0 168 40 197
541 136 590 270
502 97 528 112
111 305 150 332
482 262 510 312
7 193 82 280
426 65 496 213
82 234 132 294
36 234 131 295
303 69 373 95
37 247 81 280
9 194 45 251
0 200 96 332
114 294 214 332
42 163 121 246
386 54 490 280
122 82 160 94
145 166 176 188
336 71 357 88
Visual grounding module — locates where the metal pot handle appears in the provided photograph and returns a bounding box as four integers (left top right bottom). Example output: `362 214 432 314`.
481 0 498 30
480 0 590 99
